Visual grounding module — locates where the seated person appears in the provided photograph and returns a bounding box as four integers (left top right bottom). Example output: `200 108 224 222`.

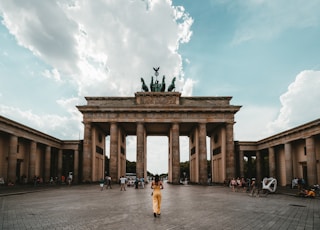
305 189 316 198
298 188 315 198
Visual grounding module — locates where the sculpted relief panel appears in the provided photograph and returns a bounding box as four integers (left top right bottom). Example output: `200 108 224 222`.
135 92 180 105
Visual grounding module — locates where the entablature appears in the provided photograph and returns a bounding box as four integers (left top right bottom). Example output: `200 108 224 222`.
82 110 237 123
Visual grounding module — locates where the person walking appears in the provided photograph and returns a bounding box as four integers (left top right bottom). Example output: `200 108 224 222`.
151 175 164 217
67 173 73 186
250 178 258 197
105 175 112 189
120 176 127 191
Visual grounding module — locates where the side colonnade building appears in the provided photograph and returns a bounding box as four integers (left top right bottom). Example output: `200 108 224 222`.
236 119 320 186
0 115 81 184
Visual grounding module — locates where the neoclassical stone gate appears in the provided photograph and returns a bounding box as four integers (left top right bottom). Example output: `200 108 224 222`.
77 92 241 184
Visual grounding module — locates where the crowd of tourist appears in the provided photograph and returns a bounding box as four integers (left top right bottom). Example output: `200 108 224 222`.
227 176 318 198
229 177 251 192
292 177 319 198
98 175 148 191
228 177 273 197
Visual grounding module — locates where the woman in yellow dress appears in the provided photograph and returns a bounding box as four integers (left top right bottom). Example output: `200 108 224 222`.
151 175 164 217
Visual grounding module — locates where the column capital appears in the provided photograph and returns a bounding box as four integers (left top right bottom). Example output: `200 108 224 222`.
171 122 179 128
198 122 206 126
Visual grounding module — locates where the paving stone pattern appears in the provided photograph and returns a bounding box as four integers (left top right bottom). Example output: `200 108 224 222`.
0 184 319 230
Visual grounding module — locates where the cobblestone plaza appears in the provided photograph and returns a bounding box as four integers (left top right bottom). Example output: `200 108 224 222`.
1 183 319 230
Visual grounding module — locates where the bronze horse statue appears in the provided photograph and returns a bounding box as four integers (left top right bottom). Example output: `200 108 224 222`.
160 76 166 92
141 78 149 92
168 77 176 92
150 77 154 91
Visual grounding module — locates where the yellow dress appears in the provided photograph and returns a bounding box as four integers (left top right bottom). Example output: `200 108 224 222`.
152 182 162 215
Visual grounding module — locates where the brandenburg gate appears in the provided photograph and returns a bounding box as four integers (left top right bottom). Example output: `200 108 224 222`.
77 68 241 184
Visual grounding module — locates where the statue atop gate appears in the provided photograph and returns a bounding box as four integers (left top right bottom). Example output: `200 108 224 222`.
140 67 175 92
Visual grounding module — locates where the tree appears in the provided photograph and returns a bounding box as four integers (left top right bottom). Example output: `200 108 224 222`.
126 160 136 173
180 161 190 179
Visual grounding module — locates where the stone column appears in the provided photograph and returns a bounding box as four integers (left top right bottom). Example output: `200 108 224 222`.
268 147 276 178
306 136 317 185
256 151 262 184
171 123 180 184
83 122 92 182
57 149 63 180
110 122 119 182
74 149 79 184
29 141 37 180
284 143 293 186
144 133 147 182
136 122 145 179
8 135 18 183
239 150 244 177
198 123 207 184
225 123 235 180
45 146 51 182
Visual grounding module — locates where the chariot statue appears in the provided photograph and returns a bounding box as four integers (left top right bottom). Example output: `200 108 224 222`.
140 67 176 92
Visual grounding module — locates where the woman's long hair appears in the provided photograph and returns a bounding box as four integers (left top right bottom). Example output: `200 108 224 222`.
155 175 160 183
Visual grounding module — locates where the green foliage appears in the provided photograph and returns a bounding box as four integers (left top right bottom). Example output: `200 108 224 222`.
126 160 136 173
180 161 190 178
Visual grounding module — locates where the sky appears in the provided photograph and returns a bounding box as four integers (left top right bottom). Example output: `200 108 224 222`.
1 0 320 175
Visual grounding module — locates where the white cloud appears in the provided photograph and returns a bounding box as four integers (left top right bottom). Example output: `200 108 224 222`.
181 78 195 96
234 105 278 141
0 0 194 133
0 104 82 139
267 70 320 134
235 70 320 141
0 0 195 174
0 0 79 73
42 68 62 82
61 0 194 96
0 0 194 98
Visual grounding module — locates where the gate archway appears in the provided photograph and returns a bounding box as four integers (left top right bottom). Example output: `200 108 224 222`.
77 92 240 184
